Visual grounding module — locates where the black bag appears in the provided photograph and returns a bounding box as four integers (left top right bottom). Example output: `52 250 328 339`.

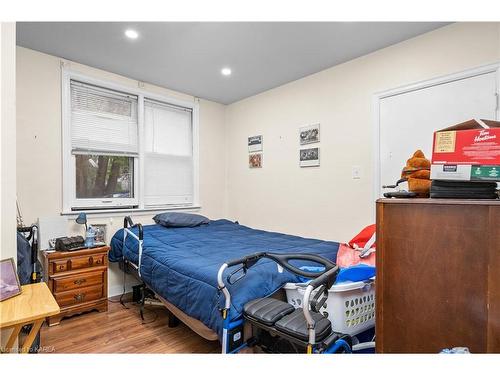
17 232 33 285
55 236 85 251
430 180 498 199
17 225 43 353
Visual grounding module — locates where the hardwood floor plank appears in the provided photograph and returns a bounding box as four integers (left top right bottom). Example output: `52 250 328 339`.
40 300 221 353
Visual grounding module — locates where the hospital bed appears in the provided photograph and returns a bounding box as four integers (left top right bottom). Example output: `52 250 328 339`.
109 216 339 350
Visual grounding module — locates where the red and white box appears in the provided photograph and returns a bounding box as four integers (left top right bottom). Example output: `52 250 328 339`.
431 119 500 165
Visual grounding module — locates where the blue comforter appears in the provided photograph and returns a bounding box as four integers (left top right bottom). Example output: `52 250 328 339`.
109 219 339 339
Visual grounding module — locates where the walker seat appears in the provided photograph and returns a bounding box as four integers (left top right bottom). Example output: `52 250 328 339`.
274 308 332 341
243 298 295 326
243 297 333 342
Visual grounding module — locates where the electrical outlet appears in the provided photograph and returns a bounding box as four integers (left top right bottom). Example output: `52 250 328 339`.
352 166 361 179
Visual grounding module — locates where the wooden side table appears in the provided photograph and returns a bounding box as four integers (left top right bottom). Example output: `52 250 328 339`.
41 246 110 326
0 283 60 353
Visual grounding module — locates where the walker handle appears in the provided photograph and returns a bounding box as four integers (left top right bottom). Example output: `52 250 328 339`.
266 253 336 279
226 252 336 278
225 252 266 268
309 265 339 289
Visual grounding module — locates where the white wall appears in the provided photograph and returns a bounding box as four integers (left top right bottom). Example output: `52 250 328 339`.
1 23 17 261
16 22 500 296
16 47 226 295
1 21 17 350
224 22 500 242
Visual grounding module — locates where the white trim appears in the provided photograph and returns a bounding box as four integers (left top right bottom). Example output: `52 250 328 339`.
192 99 201 207
138 92 145 210
372 62 500 207
61 67 72 213
63 68 195 109
61 67 200 212
61 204 202 218
373 62 500 100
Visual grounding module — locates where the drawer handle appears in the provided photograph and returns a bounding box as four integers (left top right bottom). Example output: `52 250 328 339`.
95 258 102 265
74 293 86 302
88 257 93 265
73 278 86 285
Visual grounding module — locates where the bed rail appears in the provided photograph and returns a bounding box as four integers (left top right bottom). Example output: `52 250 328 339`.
123 216 144 276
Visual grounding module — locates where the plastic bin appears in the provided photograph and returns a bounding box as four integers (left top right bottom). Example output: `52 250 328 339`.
283 278 375 336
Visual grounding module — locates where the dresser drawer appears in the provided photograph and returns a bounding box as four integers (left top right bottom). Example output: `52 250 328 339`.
53 271 104 293
54 284 104 308
50 253 106 275
69 254 105 271
52 260 69 274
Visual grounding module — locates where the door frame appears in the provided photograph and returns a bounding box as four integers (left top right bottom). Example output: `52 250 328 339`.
372 62 500 203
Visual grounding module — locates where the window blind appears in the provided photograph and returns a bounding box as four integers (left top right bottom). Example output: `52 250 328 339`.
144 99 193 206
70 80 139 154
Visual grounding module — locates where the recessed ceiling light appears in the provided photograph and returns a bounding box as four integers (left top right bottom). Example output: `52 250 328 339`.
125 29 139 40
221 67 232 76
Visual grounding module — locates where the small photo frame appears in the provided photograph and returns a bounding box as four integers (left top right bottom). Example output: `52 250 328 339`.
299 124 320 145
0 258 22 302
249 153 263 168
300 147 320 167
248 135 263 152
92 224 107 244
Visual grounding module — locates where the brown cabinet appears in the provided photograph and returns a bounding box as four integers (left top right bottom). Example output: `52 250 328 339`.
375 198 500 353
42 246 110 326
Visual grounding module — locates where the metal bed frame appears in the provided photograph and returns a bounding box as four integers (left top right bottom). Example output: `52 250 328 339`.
121 216 355 354
121 217 219 340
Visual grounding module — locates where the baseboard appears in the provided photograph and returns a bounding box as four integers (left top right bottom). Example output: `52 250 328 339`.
108 282 137 297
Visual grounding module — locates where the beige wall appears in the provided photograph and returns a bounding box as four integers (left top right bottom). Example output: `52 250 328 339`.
16 22 500 295
16 47 226 295
1 23 17 261
1 22 17 350
224 22 500 242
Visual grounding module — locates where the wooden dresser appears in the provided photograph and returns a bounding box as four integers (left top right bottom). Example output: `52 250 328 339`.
376 199 500 353
41 246 110 326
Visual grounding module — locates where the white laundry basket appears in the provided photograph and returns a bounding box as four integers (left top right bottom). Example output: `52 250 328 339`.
283 278 375 336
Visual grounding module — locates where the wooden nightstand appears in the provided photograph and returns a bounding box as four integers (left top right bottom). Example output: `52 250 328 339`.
41 246 110 326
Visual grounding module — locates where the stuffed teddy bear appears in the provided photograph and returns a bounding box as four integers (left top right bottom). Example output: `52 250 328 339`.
401 149 431 197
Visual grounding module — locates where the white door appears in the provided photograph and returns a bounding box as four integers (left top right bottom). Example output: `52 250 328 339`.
377 69 498 197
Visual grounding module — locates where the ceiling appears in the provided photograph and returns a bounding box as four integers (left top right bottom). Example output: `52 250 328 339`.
17 22 449 104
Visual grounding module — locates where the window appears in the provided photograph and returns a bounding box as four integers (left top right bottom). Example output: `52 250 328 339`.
62 71 199 212
75 155 134 199
144 99 194 206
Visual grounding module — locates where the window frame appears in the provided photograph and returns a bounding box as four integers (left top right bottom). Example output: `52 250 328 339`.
62 68 200 213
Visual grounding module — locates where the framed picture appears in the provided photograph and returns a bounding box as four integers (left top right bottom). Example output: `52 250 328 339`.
299 123 320 145
0 258 22 302
300 147 320 167
248 135 263 152
92 224 107 244
249 153 263 168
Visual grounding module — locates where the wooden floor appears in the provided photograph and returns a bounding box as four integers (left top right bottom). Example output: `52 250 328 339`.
40 299 221 353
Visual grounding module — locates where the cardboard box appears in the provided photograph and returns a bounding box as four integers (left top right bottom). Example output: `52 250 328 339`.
432 119 500 165
431 164 500 181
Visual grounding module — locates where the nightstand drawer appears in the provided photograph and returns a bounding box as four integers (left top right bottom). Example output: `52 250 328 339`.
54 284 104 308
52 260 69 274
69 254 105 271
53 271 104 293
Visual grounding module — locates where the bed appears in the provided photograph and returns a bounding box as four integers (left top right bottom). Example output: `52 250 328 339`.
109 218 339 341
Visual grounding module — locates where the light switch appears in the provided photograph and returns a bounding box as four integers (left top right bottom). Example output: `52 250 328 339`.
352 166 361 179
